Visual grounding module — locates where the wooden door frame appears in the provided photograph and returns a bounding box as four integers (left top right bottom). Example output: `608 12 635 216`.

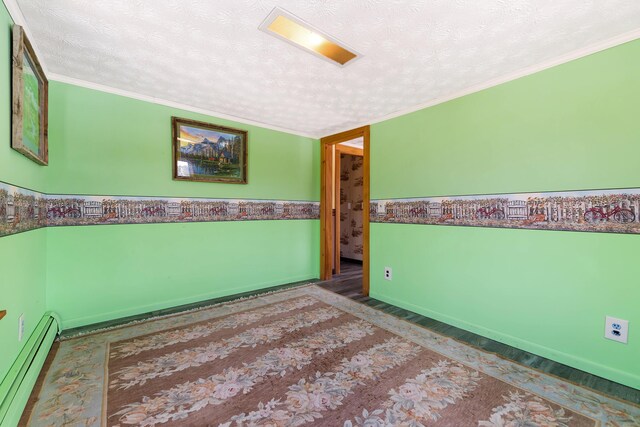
333 149 342 275
333 144 363 275
320 126 370 295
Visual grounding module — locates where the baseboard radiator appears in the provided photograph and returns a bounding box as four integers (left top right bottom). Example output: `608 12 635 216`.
0 312 60 426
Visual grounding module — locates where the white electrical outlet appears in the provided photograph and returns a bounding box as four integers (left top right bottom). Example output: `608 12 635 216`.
18 314 25 342
605 316 628 344
384 267 392 281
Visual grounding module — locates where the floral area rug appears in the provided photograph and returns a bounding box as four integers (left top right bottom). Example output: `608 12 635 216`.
25 285 640 426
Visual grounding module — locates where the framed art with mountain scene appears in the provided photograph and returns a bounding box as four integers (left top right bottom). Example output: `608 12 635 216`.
172 117 247 184
11 25 48 165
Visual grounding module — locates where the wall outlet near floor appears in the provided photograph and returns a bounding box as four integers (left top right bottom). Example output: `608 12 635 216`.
384 267 392 281
18 314 25 342
604 316 628 344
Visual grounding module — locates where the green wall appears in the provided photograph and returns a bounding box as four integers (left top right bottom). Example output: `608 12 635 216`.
0 4 47 382
46 83 318 199
45 82 320 329
370 39 640 388
47 221 318 328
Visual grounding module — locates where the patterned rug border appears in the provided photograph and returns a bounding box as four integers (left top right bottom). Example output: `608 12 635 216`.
323 287 640 407
59 282 316 341
305 286 640 418
309 286 640 409
31 286 322 426
28 285 639 426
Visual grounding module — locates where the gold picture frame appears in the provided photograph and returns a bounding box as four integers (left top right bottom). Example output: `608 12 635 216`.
172 117 248 184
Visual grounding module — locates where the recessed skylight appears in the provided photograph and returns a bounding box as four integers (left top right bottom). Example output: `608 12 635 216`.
259 7 360 67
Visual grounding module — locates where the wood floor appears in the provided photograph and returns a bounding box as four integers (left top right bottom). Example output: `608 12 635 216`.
318 259 639 405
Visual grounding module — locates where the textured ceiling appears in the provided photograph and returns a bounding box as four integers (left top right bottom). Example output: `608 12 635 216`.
16 0 640 137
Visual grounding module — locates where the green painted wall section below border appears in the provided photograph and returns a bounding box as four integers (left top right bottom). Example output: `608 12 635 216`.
0 230 47 383
371 223 639 388
370 39 640 389
0 315 57 426
47 219 319 329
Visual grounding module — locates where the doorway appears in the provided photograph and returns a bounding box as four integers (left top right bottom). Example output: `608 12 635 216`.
320 126 370 295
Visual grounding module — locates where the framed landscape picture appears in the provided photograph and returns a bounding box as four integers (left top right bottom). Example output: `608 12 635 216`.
172 117 247 184
12 25 48 165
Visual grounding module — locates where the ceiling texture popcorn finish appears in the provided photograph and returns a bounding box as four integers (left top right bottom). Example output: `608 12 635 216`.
14 0 640 137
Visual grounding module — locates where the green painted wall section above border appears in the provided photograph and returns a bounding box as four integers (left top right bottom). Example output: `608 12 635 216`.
372 40 640 200
0 4 47 384
46 81 319 201
369 39 640 388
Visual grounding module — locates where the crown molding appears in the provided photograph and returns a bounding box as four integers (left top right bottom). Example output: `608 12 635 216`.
320 27 640 138
47 73 318 139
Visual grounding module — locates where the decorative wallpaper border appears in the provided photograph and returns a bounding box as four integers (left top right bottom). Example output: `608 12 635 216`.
7 181 640 237
0 182 46 237
371 188 640 234
0 181 319 238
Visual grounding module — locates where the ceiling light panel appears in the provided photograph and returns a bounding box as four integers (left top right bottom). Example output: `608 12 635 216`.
259 7 360 67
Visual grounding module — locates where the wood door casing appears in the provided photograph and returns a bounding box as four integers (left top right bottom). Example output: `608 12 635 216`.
320 126 370 295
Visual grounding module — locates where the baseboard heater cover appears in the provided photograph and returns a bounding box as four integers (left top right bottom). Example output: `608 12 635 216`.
0 312 60 426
